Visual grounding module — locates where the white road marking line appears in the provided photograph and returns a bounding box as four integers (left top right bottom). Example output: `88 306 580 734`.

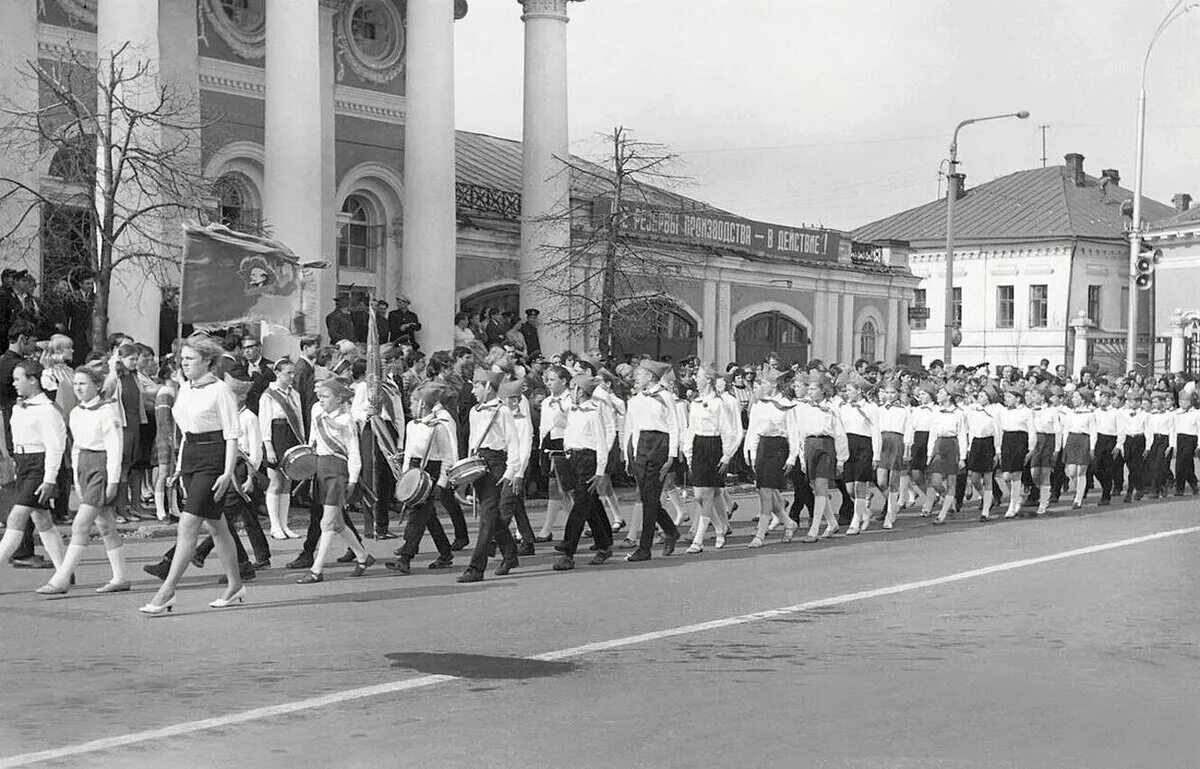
2 524 1197 768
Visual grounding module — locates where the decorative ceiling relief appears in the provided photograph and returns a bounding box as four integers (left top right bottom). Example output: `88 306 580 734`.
54 0 97 26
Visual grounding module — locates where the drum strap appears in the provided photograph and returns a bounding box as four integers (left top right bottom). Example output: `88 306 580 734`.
315 415 349 461
469 404 503 456
265 388 305 442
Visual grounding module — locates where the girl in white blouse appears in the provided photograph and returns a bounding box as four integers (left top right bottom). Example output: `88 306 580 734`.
297 378 372 583
744 372 798 547
964 388 1001 521
838 377 879 535
926 385 967 525
259 358 304 539
907 384 937 516
683 365 738 553
535 366 572 542
1061 389 1096 509
140 335 246 615
874 378 909 529
996 387 1033 518
36 364 128 595
1026 385 1064 517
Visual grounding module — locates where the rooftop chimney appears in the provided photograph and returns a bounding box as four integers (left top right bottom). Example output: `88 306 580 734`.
1064 153 1086 187
948 172 966 200
1173 193 1192 212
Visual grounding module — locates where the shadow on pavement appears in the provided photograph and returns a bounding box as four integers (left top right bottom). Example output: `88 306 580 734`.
384 651 578 679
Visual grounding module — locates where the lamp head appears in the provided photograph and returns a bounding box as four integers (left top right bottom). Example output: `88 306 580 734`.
1016 111 1031 119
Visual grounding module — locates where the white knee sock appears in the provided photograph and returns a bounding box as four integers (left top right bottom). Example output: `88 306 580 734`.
153 491 167 520
884 491 899 526
666 489 687 524
540 497 562 537
808 496 826 538
859 496 872 532
50 543 87 588
278 494 299 536
313 531 336 574
265 494 285 535
106 544 129 583
0 528 24 565
601 492 624 525
38 527 66 568
982 486 993 515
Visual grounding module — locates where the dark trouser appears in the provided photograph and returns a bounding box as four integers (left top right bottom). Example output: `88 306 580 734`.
13 519 36 559
468 450 518 573
1174 434 1197 493
1093 434 1118 500
1146 435 1171 492
788 465 814 522
371 439 397 535
1123 435 1146 494
300 495 361 558
508 491 536 544
634 432 679 553
442 488 469 541
1051 453 1066 499
398 461 452 560
835 480 853 525
559 450 614 557
1112 450 1126 494
52 461 72 522
173 511 251 566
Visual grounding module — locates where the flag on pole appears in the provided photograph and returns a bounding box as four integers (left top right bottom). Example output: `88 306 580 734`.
180 224 324 334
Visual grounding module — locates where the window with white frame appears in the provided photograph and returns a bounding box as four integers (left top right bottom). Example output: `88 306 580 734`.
1029 284 1048 328
337 195 383 271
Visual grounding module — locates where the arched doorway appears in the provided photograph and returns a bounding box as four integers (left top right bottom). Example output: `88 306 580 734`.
612 301 699 363
736 311 809 367
459 283 520 318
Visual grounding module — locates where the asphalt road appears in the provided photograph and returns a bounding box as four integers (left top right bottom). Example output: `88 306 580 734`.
1 494 1198 769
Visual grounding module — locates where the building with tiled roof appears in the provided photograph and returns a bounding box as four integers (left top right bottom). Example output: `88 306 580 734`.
853 153 1180 369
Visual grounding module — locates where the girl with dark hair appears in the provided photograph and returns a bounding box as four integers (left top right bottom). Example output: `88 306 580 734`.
926 384 967 525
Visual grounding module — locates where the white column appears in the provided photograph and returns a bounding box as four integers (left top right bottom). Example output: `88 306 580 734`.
898 298 912 359
1070 311 1094 377
700 277 717 363
716 280 732 364
263 0 336 346
401 0 457 352
519 0 572 355
841 293 855 363
1169 310 1187 373
885 297 899 364
0 2 39 279
96 0 164 346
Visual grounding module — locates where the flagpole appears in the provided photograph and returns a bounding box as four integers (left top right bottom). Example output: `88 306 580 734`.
176 233 185 344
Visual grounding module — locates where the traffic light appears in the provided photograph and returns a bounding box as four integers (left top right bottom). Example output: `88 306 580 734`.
1135 247 1162 290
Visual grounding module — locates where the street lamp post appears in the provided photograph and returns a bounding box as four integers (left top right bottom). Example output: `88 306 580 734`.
943 111 1030 365
1125 0 1198 373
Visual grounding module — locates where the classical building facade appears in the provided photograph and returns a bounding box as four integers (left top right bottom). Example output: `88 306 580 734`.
1 0 916 365
853 154 1179 370
1144 198 1200 373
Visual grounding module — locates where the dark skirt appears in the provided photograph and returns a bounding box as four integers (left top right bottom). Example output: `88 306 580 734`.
755 435 789 490
76 448 111 507
966 436 996 473
843 433 874 482
180 433 226 520
928 436 960 476
316 454 351 507
804 435 837 481
267 419 301 469
878 431 904 473
1063 432 1091 465
13 452 50 510
909 431 930 472
1029 432 1057 470
131 420 155 471
690 435 724 487
1000 431 1028 473
540 436 564 478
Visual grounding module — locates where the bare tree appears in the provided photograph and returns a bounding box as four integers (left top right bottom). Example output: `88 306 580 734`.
530 126 706 359
0 42 214 351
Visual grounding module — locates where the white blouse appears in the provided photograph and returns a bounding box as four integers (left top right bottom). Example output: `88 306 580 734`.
877 403 909 437
11 392 68 484
927 408 968 463
69 397 122 483
238 409 263 470
258 385 304 444
792 400 850 464
564 402 610 476
468 400 526 480
173 377 240 440
684 395 739 465
401 406 459 476
539 392 571 443
744 397 797 464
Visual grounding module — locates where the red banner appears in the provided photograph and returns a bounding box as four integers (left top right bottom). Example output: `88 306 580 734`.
181 224 321 334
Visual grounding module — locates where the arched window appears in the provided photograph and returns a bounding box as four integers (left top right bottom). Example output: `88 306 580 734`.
460 284 520 319
213 173 260 233
859 319 878 362
612 301 698 363
735 312 808 367
337 195 382 271
48 133 95 185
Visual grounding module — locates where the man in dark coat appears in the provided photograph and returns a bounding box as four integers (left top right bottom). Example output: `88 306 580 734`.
387 295 421 343
325 297 355 345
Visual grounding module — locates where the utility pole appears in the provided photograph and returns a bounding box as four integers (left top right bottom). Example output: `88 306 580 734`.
1039 124 1050 168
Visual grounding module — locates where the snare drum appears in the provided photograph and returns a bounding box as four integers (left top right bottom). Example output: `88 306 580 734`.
447 455 488 487
396 467 433 506
280 445 318 481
